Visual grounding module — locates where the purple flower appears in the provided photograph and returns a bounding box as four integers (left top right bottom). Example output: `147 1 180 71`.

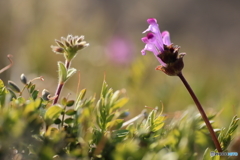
141 18 186 76
141 18 172 67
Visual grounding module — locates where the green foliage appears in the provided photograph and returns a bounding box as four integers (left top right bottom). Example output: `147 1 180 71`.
0 77 239 160
218 115 239 150
57 61 77 83
0 34 239 159
44 105 63 125
0 80 7 107
58 61 68 83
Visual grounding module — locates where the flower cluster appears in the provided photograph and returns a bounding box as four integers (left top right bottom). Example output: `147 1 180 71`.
51 35 89 61
141 18 186 76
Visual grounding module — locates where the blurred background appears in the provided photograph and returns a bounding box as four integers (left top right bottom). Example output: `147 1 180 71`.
0 0 240 126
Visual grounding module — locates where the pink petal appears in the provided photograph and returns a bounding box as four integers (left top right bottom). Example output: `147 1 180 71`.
142 19 159 34
162 31 171 46
147 18 157 25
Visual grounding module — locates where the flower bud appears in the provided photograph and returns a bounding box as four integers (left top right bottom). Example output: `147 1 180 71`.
42 89 51 101
51 35 89 61
20 73 28 84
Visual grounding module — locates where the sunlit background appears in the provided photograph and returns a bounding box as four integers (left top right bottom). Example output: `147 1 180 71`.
1 0 240 127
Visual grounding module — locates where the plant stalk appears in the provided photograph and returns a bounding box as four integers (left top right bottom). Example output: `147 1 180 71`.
177 72 222 152
53 60 71 105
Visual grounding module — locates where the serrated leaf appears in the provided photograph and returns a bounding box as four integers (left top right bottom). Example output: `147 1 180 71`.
64 118 74 124
45 105 63 121
58 61 67 83
65 109 76 116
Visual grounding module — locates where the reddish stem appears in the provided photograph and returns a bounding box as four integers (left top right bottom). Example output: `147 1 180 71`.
52 60 71 105
177 72 222 152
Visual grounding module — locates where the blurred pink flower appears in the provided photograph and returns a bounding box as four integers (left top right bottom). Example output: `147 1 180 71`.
105 36 133 65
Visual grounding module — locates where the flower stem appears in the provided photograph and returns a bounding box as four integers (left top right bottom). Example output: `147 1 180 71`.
52 60 71 105
177 72 222 152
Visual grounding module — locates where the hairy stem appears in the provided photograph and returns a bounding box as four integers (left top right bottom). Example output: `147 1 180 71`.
52 60 71 105
177 72 222 152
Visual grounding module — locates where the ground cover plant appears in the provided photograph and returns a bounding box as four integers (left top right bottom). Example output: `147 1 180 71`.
0 18 239 160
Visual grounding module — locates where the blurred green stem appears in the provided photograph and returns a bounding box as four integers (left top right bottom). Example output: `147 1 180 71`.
53 60 71 105
61 106 66 128
177 72 222 152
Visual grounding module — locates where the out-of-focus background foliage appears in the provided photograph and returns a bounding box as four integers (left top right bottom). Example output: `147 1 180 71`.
0 1 240 126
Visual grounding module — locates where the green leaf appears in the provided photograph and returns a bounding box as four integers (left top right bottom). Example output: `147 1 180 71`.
101 80 108 98
65 109 76 116
58 61 67 83
44 105 63 121
203 148 211 160
112 130 129 142
106 114 115 122
31 90 39 100
110 90 120 104
106 119 124 130
29 83 36 93
54 118 62 124
0 79 7 106
75 88 86 108
66 100 74 107
110 98 129 113
64 118 74 124
66 68 77 80
76 89 86 101
151 115 166 132
114 129 129 138
23 99 41 115
218 115 239 150
8 81 20 93
203 148 220 160
61 97 67 106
